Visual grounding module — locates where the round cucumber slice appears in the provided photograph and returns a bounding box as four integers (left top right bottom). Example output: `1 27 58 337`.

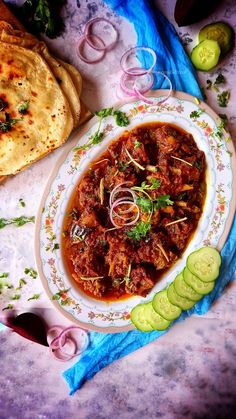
183 267 215 295
145 302 171 331
191 40 221 71
187 247 221 282
167 283 196 310
152 290 181 321
131 303 154 332
174 271 202 302
199 22 234 55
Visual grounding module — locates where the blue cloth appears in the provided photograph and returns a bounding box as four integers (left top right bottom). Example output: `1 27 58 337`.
63 0 236 395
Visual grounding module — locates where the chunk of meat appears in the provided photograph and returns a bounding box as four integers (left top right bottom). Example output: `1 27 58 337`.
126 266 155 296
151 125 180 154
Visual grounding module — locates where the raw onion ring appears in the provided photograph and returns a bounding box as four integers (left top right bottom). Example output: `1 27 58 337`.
109 182 134 207
110 187 137 207
112 197 137 215
120 70 154 96
111 200 138 220
58 327 89 355
84 17 118 51
47 325 89 362
134 71 173 105
50 337 77 362
110 201 140 227
120 46 157 76
76 34 106 63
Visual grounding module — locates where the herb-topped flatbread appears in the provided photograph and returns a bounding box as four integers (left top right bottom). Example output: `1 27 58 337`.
0 41 73 175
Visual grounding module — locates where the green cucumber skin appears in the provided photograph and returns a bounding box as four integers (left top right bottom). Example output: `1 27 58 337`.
191 39 221 71
167 283 196 310
152 290 182 321
199 22 234 55
131 303 154 332
174 271 202 302
145 302 171 331
183 267 215 295
187 247 221 282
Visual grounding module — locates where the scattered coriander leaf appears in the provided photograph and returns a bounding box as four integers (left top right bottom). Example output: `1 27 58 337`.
134 140 141 148
52 243 60 251
11 294 21 300
113 110 129 127
18 100 30 114
12 216 35 227
206 79 212 90
19 198 26 207
52 293 60 300
190 109 204 119
136 196 153 212
0 272 9 279
118 161 130 172
214 74 226 85
127 221 151 241
2 304 13 311
0 112 21 132
217 91 230 107
15 278 27 291
0 98 7 111
27 293 40 301
154 195 174 209
24 268 37 279
91 131 104 145
95 107 113 118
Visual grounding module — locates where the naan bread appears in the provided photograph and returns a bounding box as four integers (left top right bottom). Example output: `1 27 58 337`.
0 27 81 129
0 42 73 175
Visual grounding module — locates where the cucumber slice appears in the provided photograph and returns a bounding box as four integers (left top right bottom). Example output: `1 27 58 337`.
131 303 154 332
174 271 202 302
145 302 171 331
187 247 221 282
199 22 234 55
191 40 221 71
167 283 196 310
152 290 182 321
183 266 215 295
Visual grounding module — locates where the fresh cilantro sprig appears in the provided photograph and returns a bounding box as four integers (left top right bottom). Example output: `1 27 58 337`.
24 268 38 279
74 107 129 152
27 293 40 301
0 113 21 133
0 216 35 229
18 100 30 115
217 91 230 107
127 180 173 241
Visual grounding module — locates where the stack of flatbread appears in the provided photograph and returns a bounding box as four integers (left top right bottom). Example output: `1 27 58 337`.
0 0 89 180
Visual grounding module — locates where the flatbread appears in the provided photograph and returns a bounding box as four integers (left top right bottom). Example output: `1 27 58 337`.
0 28 81 129
0 42 73 175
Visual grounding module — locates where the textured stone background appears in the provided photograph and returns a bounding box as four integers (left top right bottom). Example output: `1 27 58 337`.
0 0 236 418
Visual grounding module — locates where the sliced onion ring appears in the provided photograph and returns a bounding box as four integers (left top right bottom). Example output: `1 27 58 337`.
110 201 140 227
120 46 157 76
134 71 173 105
50 337 77 362
47 325 89 362
84 17 118 51
109 182 134 207
111 200 137 219
120 71 154 97
76 34 106 63
112 197 136 215
110 187 137 207
58 326 89 355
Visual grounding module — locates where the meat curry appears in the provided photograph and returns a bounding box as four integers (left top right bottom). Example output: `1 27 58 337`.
62 123 206 301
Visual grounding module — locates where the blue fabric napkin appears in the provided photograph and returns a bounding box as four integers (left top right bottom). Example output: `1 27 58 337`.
63 0 236 394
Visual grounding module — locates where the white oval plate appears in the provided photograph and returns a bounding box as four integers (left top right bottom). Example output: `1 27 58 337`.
35 91 236 333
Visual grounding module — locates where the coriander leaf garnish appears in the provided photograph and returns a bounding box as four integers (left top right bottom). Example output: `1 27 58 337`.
118 161 130 172
19 198 26 207
27 293 40 301
95 107 113 118
127 221 151 241
136 196 153 212
16 278 27 291
214 74 226 85
11 294 21 300
217 91 230 107
154 195 174 209
134 140 141 148
18 100 30 114
190 109 203 119
0 216 35 229
132 178 161 193
75 107 129 152
2 304 13 311
0 98 7 111
52 243 60 251
0 272 9 279
24 268 37 279
113 110 129 127
0 112 21 132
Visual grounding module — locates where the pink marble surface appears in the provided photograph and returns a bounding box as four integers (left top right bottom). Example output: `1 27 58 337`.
0 0 236 417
